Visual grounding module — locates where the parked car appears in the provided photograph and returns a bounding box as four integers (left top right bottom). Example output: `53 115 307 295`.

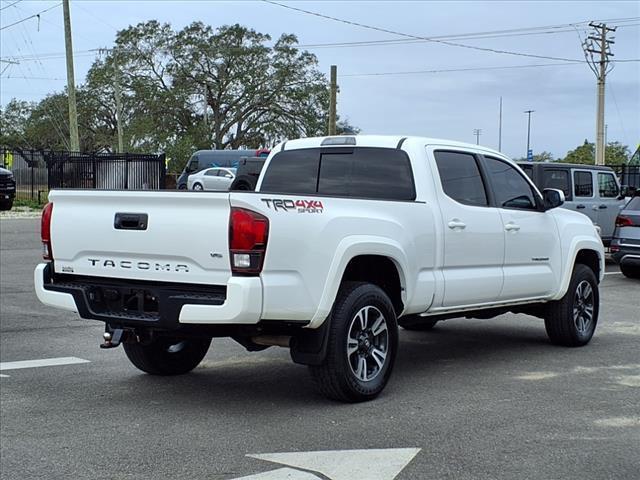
519 162 626 245
187 167 236 191
610 192 640 279
177 149 269 189
0 166 16 210
35 135 604 402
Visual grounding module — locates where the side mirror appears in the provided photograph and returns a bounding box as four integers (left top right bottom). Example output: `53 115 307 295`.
543 188 565 210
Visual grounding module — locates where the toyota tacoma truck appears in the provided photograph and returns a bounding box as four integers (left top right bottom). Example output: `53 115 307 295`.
35 136 604 402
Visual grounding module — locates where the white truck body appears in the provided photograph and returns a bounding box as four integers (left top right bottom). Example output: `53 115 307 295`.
35 135 605 401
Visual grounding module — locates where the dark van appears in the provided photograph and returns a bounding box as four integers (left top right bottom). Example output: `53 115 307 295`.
177 149 269 189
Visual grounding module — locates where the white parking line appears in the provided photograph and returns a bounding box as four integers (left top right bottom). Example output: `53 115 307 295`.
0 356 90 372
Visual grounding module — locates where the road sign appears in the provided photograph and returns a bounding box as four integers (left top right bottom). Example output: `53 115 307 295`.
527 149 534 161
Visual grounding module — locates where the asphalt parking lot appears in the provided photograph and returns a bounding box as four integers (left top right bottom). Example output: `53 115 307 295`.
1 218 638 480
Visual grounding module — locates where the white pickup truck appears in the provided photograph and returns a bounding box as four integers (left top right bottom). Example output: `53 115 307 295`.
35 135 604 402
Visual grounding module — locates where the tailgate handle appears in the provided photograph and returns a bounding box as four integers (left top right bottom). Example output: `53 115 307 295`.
114 213 148 230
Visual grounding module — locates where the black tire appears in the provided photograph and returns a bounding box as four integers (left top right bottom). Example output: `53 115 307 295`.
123 336 211 375
620 263 640 279
230 175 256 191
544 264 599 347
0 199 13 211
192 182 204 191
177 184 187 190
399 315 438 331
309 282 398 402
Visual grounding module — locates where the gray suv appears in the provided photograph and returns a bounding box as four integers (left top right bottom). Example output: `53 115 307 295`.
611 193 640 278
520 162 626 246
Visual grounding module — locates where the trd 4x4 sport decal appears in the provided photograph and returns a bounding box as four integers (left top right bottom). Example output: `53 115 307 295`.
261 198 324 213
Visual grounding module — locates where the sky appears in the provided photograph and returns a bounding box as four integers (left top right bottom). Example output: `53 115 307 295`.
0 0 639 160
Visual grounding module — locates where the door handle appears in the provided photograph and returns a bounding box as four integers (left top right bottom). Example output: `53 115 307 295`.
505 223 521 232
598 204 608 209
447 219 466 230
576 204 586 209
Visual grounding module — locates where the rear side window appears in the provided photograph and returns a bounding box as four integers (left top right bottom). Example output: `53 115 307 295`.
261 147 415 200
318 149 414 200
484 157 537 210
574 171 593 197
434 151 488 207
598 172 619 198
627 196 640 209
260 149 319 194
542 169 570 198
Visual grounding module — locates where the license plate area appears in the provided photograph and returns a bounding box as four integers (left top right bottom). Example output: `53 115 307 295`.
87 286 161 320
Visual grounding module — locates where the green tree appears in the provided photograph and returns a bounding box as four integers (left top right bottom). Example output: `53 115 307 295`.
562 140 630 165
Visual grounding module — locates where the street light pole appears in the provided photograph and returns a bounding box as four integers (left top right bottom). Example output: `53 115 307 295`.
524 110 534 158
473 129 482 145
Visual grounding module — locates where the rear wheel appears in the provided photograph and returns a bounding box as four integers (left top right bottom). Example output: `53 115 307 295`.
0 199 13 211
309 282 398 402
123 336 211 375
620 263 640 279
544 264 599 347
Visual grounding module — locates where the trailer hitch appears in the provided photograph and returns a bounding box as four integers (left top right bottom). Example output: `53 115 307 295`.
100 328 124 349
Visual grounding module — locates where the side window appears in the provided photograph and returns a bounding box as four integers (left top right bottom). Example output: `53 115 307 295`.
598 172 619 198
574 171 593 197
205 169 217 176
484 157 537 210
318 149 415 200
521 164 533 179
542 169 571 198
434 151 488 207
260 149 320 194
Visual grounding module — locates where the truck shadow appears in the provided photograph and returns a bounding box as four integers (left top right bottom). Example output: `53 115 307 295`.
88 316 585 411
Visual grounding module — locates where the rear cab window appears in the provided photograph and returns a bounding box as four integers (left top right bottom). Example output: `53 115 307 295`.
260 147 415 201
433 151 488 207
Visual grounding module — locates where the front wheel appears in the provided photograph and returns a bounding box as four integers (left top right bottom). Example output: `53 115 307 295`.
544 264 599 347
192 183 204 191
309 282 398 402
123 336 211 375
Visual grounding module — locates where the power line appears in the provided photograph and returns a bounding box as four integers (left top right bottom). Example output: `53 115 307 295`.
0 2 61 31
297 18 640 49
0 0 24 12
263 0 585 62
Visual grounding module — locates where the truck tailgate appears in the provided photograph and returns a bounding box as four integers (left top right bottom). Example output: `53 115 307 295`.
49 190 232 285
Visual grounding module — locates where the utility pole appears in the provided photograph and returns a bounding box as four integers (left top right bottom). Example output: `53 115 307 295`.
583 22 616 166
328 65 337 135
62 0 80 151
524 109 534 160
473 129 482 145
498 96 503 151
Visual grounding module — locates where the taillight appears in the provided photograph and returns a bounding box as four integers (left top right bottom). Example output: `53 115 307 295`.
229 207 269 275
41 202 54 260
615 215 633 227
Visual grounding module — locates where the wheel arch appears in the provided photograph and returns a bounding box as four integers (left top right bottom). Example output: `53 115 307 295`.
307 238 409 328
552 238 605 300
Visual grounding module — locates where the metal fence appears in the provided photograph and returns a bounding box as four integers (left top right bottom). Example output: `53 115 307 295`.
611 165 640 189
1 149 166 202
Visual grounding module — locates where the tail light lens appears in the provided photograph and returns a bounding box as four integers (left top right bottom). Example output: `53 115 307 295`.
615 215 633 227
41 202 54 260
229 207 268 275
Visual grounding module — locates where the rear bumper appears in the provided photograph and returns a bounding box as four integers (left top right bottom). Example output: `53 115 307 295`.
34 263 262 327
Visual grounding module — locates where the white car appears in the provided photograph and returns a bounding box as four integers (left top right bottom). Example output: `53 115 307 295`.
35 135 604 402
187 167 236 191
